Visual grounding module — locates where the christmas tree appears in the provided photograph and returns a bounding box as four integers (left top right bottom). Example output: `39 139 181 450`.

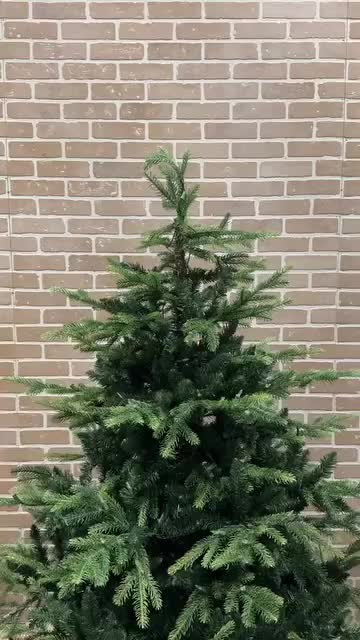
1 150 360 640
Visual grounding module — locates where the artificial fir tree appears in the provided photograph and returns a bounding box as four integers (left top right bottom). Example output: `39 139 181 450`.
1 150 360 640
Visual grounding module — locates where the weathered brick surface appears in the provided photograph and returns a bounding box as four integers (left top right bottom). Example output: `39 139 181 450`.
0 0 359 542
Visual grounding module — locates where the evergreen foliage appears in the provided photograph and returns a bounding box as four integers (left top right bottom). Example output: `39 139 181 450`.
1 149 360 640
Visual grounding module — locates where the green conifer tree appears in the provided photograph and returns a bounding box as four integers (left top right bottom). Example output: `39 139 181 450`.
1 150 360 640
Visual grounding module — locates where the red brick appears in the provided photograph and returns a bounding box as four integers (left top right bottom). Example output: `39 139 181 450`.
0 42 30 60
235 63 287 79
287 180 340 196
291 62 344 79
41 237 92 253
34 43 86 59
315 273 352 288
262 82 314 99
14 255 65 271
0 447 44 463
284 326 335 342
42 274 92 289
288 141 341 157
0 2 28 18
204 82 258 100
120 141 171 160
64 103 116 120
233 102 285 119
95 199 146 216
205 2 259 18
343 218 360 233
149 122 201 141
320 43 360 60
0 83 31 98
7 102 60 119
261 122 313 138
235 22 286 39
204 162 257 179
95 237 140 253
45 345 90 359
148 83 200 100
5 21 57 39
178 63 230 80
0 122 32 137
350 23 360 39
309 447 357 463
8 238 38 252
62 22 115 39
177 103 228 120
37 122 88 139
68 218 118 234
92 83 144 100
286 255 337 270
65 142 117 159
121 180 156 198
0 198 36 214
341 255 360 271
263 2 316 18
12 217 65 234
334 460 360 473
232 181 284 197
260 161 312 178
9 141 61 158
37 161 89 178
344 181 360 197
43 308 93 323
262 43 315 59
119 63 173 80
286 218 338 234
320 2 352 18
241 222 288 240
340 291 360 308
18 361 69 376
177 22 230 39
346 142 360 158
33 2 85 18
149 2 200 18
68 256 108 272
91 43 143 60
90 2 144 19
39 199 91 216
205 43 258 60
287 290 335 306
205 123 257 139
94 161 143 178
289 101 343 118
121 103 172 120
35 82 87 100
123 219 171 235
68 180 118 197
234 145 286 164
20 430 70 445
318 82 348 100
93 122 145 139
290 21 345 39
15 291 65 306
119 21 173 40
148 43 201 60
6 62 59 80
63 63 116 80
0 513 32 527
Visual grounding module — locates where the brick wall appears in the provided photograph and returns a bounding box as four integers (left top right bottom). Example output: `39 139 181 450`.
1 0 360 541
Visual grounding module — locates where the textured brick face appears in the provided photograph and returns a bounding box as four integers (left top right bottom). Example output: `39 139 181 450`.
0 0 360 542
